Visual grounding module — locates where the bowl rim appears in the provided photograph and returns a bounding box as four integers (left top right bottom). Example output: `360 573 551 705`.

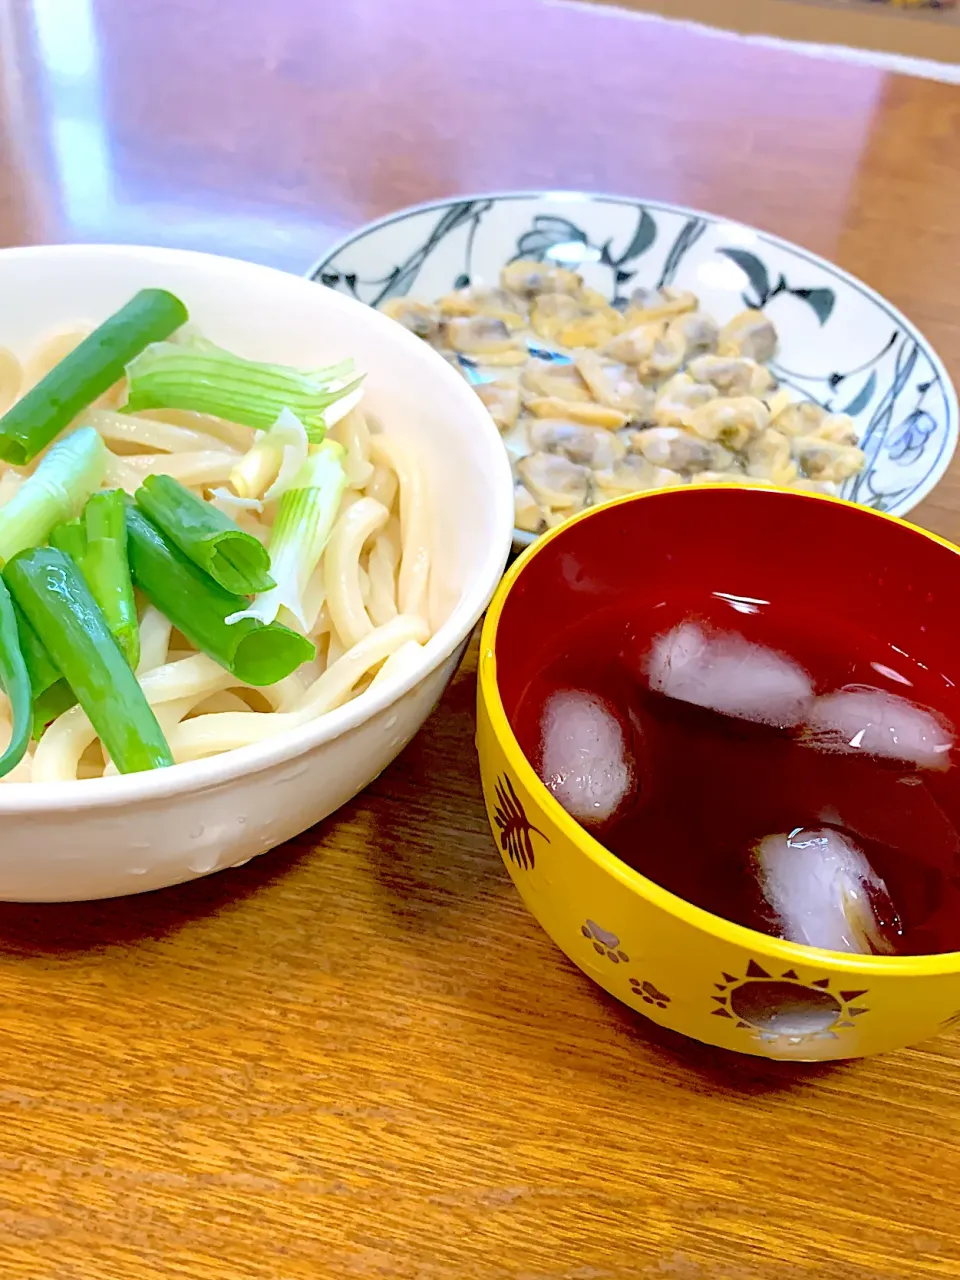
311 188 960 546
0 242 515 811
478 481 960 977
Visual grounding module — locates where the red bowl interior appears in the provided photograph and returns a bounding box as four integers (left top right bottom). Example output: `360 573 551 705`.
494 487 960 722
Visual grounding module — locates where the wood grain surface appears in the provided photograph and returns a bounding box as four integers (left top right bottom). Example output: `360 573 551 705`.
0 1 959 1276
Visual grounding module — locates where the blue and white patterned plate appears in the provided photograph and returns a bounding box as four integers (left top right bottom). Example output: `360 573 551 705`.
310 192 957 537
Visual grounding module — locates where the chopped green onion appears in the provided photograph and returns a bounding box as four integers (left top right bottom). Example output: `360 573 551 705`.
126 505 314 686
51 490 140 668
4 548 173 774
124 340 363 440
228 441 347 627
83 489 140 668
33 679 79 737
0 427 108 565
10 601 76 742
135 474 274 595
13 601 61 699
209 487 263 515
261 408 309 501
229 437 283 500
227 407 308 503
11 601 77 737
48 516 86 561
0 580 32 777
0 289 188 465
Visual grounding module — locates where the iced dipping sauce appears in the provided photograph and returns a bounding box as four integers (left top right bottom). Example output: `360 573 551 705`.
480 484 960 1056
513 593 960 957
494 485 960 962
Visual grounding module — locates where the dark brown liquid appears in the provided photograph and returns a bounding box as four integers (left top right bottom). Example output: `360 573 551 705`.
511 591 960 956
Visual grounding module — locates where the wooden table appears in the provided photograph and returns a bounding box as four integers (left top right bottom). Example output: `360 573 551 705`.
0 1 959 1275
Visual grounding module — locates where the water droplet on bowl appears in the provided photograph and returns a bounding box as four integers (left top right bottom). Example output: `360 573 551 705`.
232 856 252 869
188 850 220 875
385 715 398 729
237 815 248 825
189 823 205 840
128 867 147 876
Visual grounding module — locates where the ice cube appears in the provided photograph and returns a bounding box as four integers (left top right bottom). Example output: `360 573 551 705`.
646 623 812 727
752 827 901 954
801 685 953 770
539 689 636 827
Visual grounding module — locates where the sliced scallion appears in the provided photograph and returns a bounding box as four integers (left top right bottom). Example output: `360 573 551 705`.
135 474 274 595
13 601 61 699
0 426 108 565
126 505 314 686
4 547 173 773
51 489 140 668
124 340 363 440
0 580 32 776
10 601 77 737
12 601 79 737
227 441 347 627
0 289 188 465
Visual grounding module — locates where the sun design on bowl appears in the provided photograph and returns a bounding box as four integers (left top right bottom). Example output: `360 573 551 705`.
492 774 547 871
629 977 671 1009
710 960 869 1046
581 919 629 963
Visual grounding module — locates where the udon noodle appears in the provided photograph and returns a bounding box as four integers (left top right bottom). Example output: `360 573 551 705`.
0 328 434 783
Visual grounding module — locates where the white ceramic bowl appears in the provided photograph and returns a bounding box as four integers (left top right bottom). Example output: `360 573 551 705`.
312 191 958 543
0 244 514 901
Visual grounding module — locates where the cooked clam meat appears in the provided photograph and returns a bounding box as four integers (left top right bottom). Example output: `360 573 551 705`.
514 481 542 533
531 293 621 348
445 315 525 358
719 309 778 363
572 349 633 411
594 454 685 498
521 358 594 403
476 381 521 433
378 274 866 533
632 426 733 474
603 322 685 381
624 286 697 325
688 396 769 450
529 293 582 341
501 259 583 299
529 419 625 470
791 435 866 483
668 310 719 358
437 285 527 330
746 427 798 486
816 413 859 447
381 297 441 341
687 354 775 397
653 373 718 428
517 451 591 513
772 399 826 437
525 396 629 430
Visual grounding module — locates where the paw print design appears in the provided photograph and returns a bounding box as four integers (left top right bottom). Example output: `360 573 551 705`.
630 977 671 1009
581 920 629 963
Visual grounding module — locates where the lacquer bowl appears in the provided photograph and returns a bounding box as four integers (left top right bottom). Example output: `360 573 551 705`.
476 484 960 1060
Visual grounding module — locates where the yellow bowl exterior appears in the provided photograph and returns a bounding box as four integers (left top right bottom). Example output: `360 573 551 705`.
477 490 960 1061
